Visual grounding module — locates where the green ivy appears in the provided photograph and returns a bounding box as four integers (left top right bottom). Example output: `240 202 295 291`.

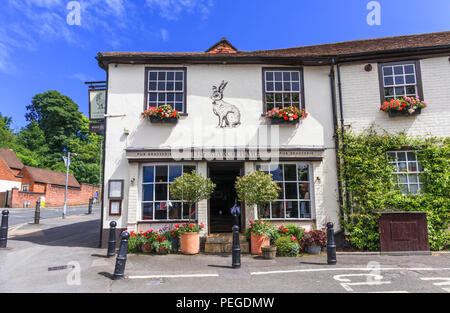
339 127 450 251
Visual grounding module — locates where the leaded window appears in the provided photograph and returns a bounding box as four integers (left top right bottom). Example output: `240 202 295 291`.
379 61 422 101
256 163 313 219
146 68 186 113
263 69 303 111
387 151 423 195
141 164 196 221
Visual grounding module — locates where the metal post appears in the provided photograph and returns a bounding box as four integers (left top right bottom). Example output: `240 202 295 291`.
0 210 9 248
232 225 241 268
63 152 70 219
34 200 41 224
107 221 117 257
88 198 93 215
327 222 337 265
113 231 129 280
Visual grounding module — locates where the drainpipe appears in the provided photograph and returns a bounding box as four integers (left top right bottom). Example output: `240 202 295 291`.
329 58 344 217
336 63 350 212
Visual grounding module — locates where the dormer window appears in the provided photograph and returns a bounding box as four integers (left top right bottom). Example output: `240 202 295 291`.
145 68 187 113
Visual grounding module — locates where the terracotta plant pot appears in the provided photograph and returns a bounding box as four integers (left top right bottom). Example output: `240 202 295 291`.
180 232 200 255
141 243 152 253
261 245 277 259
251 233 270 255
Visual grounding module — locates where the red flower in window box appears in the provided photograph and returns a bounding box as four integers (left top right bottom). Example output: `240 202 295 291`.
380 97 427 116
142 104 180 123
265 106 308 124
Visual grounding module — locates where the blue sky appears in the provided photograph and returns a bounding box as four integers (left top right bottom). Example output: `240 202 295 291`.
1 0 449 130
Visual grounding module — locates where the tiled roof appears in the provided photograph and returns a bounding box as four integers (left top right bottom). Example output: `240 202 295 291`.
98 31 450 61
0 148 24 170
23 166 80 188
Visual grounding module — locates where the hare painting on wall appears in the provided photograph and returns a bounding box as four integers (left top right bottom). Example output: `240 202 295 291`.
211 81 241 128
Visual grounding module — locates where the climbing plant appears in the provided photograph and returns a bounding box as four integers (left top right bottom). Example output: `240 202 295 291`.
338 126 450 251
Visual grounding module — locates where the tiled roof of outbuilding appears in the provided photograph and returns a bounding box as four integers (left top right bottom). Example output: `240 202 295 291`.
0 148 24 170
23 166 80 188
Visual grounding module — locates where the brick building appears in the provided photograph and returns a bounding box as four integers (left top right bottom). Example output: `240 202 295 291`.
0 149 99 208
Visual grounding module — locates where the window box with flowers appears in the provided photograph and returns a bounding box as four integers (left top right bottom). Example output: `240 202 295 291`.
142 104 181 123
380 97 427 117
265 106 308 125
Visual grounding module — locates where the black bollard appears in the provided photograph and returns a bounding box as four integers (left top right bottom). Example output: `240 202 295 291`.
88 198 93 215
113 231 129 280
232 225 241 268
0 210 9 248
327 222 337 265
107 221 117 258
34 200 41 224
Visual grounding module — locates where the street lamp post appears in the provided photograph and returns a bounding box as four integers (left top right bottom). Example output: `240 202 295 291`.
62 152 77 219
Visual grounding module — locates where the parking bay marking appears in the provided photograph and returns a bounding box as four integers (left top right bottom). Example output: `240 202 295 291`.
420 277 450 292
250 267 450 276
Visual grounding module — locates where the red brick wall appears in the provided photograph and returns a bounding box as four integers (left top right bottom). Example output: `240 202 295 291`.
10 183 99 208
0 158 20 182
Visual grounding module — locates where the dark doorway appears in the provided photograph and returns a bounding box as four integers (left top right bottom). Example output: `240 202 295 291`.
208 162 243 233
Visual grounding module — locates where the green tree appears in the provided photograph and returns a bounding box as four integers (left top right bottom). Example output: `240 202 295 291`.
235 170 281 208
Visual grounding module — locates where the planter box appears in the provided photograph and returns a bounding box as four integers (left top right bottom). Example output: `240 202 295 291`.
261 245 277 259
268 118 299 125
388 108 421 117
149 117 178 124
306 244 322 254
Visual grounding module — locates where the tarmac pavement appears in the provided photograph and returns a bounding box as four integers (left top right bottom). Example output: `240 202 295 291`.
0 212 449 293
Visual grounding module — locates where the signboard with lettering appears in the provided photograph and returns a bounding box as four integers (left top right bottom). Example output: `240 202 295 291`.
89 89 106 121
125 148 324 162
89 122 105 134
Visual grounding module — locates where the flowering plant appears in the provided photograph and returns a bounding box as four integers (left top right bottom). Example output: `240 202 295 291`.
246 219 277 239
177 222 205 234
380 97 427 114
301 230 327 248
151 234 172 252
278 224 304 242
142 104 180 120
265 106 308 121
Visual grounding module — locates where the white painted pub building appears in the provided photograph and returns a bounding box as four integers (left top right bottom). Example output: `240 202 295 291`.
96 32 450 246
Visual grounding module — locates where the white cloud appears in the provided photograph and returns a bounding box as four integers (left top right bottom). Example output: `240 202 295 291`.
146 0 214 21
161 28 169 41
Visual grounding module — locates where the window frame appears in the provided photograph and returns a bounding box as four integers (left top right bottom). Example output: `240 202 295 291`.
377 60 424 104
144 67 188 115
387 150 424 195
255 161 315 221
139 163 197 222
261 67 306 113
22 185 29 192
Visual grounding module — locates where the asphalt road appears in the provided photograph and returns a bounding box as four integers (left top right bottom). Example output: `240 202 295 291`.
1 211 449 294
4 205 99 226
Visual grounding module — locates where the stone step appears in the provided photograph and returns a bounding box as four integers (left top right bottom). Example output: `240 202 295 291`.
204 242 250 254
205 233 247 244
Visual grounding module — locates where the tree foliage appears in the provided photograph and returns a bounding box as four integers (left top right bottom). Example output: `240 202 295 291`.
235 170 281 207
0 91 102 185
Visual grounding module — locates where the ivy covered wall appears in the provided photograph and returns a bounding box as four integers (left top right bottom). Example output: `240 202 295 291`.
338 127 450 251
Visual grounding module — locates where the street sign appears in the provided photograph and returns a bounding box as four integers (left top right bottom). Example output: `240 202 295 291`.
89 122 105 134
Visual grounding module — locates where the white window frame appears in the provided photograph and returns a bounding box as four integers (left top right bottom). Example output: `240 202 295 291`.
381 62 419 100
263 69 304 111
255 161 315 220
387 150 423 195
146 68 186 113
22 185 29 192
139 163 197 222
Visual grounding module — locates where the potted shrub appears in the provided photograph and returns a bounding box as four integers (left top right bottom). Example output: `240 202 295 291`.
170 171 216 255
166 226 181 253
245 220 277 255
302 230 327 254
141 229 157 253
278 224 305 242
235 170 281 255
142 104 180 123
274 236 300 257
152 235 172 254
127 230 142 253
380 97 427 117
265 106 308 124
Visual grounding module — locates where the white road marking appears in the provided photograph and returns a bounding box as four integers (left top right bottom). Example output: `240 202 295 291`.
333 273 391 292
250 267 450 276
128 273 219 279
369 291 409 293
420 277 450 292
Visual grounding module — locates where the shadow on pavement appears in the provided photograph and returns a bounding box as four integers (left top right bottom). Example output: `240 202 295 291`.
10 219 100 248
